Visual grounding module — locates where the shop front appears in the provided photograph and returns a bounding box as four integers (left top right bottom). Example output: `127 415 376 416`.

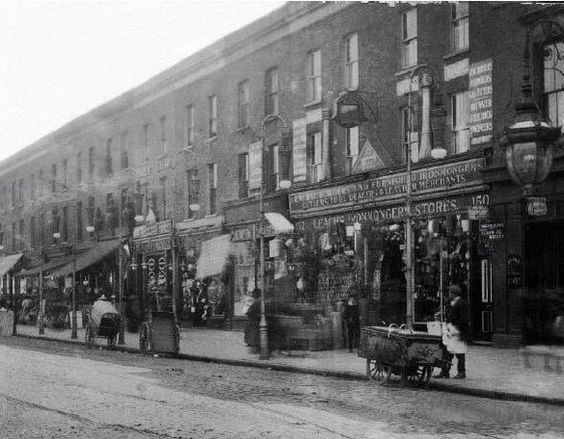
289 155 492 342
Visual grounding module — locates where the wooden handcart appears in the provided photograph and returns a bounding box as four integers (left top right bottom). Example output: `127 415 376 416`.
358 324 444 386
85 299 121 349
139 311 179 357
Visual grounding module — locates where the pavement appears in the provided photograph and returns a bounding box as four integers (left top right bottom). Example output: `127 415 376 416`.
11 323 564 406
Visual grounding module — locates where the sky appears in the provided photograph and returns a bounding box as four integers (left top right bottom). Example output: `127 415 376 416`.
0 0 285 162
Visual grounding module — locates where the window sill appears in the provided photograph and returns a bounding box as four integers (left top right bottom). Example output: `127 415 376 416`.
304 100 322 109
443 48 470 62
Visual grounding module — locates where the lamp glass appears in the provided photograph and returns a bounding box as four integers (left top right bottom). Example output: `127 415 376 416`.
53 232 61 239
189 203 201 212
431 147 447 160
134 214 144 224
86 225 95 233
279 179 292 190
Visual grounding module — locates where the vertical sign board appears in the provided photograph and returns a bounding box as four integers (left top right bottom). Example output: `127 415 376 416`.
292 118 307 182
469 59 493 146
248 141 262 191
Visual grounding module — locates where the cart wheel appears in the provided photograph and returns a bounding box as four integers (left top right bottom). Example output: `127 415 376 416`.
85 324 95 349
407 365 432 386
366 359 390 384
139 323 150 355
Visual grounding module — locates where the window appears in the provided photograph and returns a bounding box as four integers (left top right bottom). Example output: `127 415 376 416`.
88 147 95 179
208 163 217 215
19 219 24 251
186 168 199 219
62 205 68 242
345 33 359 90
18 178 24 204
307 132 323 183
401 8 417 68
39 212 45 245
185 105 194 146
265 67 279 115
62 158 68 189
105 138 113 176
120 131 129 170
1 185 5 210
11 222 15 251
141 183 149 216
159 177 167 220
451 2 469 52
76 200 83 242
30 173 35 200
38 169 44 196
208 95 217 137
451 91 470 153
143 124 150 161
544 41 564 130
265 144 280 192
238 80 250 128
238 153 249 199
307 50 322 103
30 216 36 249
160 117 167 155
51 164 57 193
76 152 82 183
346 126 360 172
11 181 16 207
400 106 418 163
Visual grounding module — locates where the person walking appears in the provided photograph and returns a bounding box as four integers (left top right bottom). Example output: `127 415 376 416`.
343 295 360 353
244 288 261 353
435 284 470 379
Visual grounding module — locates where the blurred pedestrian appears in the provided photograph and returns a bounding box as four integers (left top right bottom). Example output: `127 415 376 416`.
343 295 360 352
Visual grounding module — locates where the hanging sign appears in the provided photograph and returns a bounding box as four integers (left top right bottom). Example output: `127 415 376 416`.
469 59 493 146
527 197 547 216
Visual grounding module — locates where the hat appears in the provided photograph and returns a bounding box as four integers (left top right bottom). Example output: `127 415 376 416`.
448 284 463 297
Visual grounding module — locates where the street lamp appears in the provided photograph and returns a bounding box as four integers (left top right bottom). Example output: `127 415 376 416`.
258 113 291 360
501 19 564 196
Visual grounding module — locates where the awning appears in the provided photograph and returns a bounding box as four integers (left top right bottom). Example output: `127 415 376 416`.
23 254 75 277
53 238 120 278
264 212 294 234
196 234 232 279
0 253 23 276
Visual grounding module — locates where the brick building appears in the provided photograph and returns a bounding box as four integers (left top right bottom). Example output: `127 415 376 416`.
1 2 563 347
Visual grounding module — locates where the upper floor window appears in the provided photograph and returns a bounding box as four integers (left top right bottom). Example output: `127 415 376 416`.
62 158 68 189
238 80 250 128
401 8 417 68
451 91 470 154
143 124 150 161
18 178 24 203
400 106 418 163
544 41 564 131
265 67 279 115
38 169 44 196
159 117 167 155
30 173 36 200
208 163 218 215
88 147 95 179
159 176 167 220
76 152 82 183
105 138 113 176
30 216 36 249
238 153 249 199
265 144 280 192
451 2 469 52
120 131 129 170
209 95 218 137
186 168 199 219
346 126 360 173
307 50 322 103
185 104 194 146
345 33 359 90
51 164 57 193
18 220 24 251
307 132 323 183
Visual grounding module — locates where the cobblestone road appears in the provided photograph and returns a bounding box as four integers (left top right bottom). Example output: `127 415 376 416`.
0 337 562 438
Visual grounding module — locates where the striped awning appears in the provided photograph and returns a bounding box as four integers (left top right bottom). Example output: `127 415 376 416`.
196 234 232 279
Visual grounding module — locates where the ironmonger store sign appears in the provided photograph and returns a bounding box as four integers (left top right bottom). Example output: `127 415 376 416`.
289 158 484 215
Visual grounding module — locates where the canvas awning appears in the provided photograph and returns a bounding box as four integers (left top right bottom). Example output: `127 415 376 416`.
0 253 23 276
23 254 75 277
195 234 232 279
53 238 120 277
264 212 294 234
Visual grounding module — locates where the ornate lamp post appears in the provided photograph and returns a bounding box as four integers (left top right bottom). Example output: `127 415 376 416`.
500 20 564 195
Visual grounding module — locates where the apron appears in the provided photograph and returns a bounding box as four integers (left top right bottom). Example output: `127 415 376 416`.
442 322 467 354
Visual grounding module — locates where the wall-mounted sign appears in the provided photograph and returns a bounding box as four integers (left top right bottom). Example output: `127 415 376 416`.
352 140 386 174
290 158 484 215
133 219 172 239
507 254 521 289
468 205 489 220
479 222 504 240
527 197 547 216
469 59 493 146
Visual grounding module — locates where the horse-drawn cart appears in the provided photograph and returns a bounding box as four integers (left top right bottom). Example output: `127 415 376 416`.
358 325 444 386
85 299 121 349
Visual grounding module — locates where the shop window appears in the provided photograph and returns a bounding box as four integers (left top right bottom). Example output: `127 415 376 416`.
451 91 470 153
208 95 218 138
345 33 359 90
105 138 113 176
451 2 469 52
543 41 564 131
346 126 360 173
401 8 417 68
208 163 217 215
238 153 249 199
238 80 250 129
265 67 279 115
185 104 194 146
307 132 322 183
307 50 322 103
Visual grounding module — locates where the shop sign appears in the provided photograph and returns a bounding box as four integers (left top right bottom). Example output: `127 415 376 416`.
133 220 172 239
352 140 386 174
232 227 253 242
479 222 504 240
469 59 493 146
290 158 484 215
527 197 547 216
468 205 489 220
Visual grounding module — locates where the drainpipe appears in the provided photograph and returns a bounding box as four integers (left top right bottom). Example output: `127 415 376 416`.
418 73 433 160
322 109 331 180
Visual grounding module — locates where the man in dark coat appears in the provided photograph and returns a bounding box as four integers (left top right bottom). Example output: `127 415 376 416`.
435 284 470 379
343 295 360 352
